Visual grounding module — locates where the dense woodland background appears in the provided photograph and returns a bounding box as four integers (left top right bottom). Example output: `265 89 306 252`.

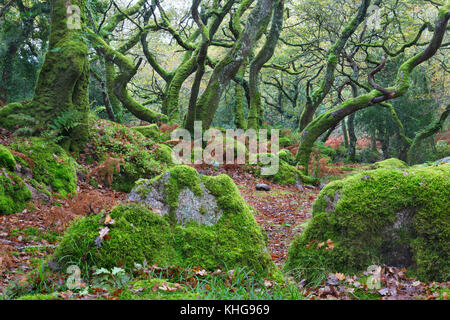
0 0 448 165
0 0 449 301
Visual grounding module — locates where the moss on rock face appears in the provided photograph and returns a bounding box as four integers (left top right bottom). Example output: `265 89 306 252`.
253 153 314 185
0 145 16 171
285 164 450 282
0 169 32 215
52 166 277 278
132 124 161 142
88 119 173 192
11 137 77 198
279 137 292 148
370 158 409 170
278 149 294 165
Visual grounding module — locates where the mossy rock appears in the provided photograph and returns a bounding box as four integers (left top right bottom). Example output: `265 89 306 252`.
89 119 173 192
0 102 27 130
0 169 32 215
279 137 292 148
370 158 408 170
253 153 314 185
10 137 77 198
285 164 450 282
52 166 278 279
278 149 294 165
132 124 161 142
0 145 16 171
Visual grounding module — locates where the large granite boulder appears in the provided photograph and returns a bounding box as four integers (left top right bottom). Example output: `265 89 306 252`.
52 165 278 278
285 164 450 282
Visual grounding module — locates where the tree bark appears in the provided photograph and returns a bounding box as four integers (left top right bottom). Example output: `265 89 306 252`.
298 0 373 132
194 0 275 130
0 0 90 152
294 5 450 173
248 0 284 129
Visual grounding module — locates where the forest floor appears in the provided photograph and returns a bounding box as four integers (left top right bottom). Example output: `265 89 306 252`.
0 159 448 300
0 164 317 289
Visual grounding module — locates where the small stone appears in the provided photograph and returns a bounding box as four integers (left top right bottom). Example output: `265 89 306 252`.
255 184 271 191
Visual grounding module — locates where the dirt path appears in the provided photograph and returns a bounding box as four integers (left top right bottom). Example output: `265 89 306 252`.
192 165 320 266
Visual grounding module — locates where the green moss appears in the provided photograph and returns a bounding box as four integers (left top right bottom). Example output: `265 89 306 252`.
313 142 336 160
285 164 450 282
89 119 173 193
370 158 409 170
0 145 16 171
254 153 314 185
0 169 32 215
279 137 292 148
118 279 198 300
15 293 59 300
52 166 278 279
132 124 161 141
155 144 173 164
0 102 27 130
278 149 294 165
11 137 77 198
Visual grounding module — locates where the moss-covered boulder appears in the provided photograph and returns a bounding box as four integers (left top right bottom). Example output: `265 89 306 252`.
132 124 161 142
279 137 292 148
11 137 77 197
285 164 450 282
87 118 173 192
0 169 32 215
0 145 16 171
278 149 294 165
52 166 277 278
370 158 409 170
253 153 314 185
0 139 77 214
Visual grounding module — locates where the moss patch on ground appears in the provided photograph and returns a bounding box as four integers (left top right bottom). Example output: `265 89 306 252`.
0 169 32 215
369 158 409 170
132 124 161 142
87 118 173 192
10 137 77 198
52 165 279 279
253 153 315 185
285 164 450 283
0 144 16 171
118 279 199 300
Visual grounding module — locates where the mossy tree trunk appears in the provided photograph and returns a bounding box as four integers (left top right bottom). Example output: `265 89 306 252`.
295 5 450 173
342 119 349 149
234 62 248 130
0 0 90 152
248 0 284 130
194 0 275 130
407 104 450 164
297 0 373 132
347 113 357 161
